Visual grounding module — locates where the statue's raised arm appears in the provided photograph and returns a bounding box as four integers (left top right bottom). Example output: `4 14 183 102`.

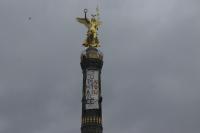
76 9 90 29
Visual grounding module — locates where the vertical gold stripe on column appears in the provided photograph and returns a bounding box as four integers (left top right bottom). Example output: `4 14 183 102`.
94 116 96 123
90 117 92 123
93 116 95 123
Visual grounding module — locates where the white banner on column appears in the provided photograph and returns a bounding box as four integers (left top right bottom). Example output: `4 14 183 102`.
85 70 99 110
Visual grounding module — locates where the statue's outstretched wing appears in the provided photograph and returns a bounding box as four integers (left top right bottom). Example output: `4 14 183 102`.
76 18 90 28
97 20 102 26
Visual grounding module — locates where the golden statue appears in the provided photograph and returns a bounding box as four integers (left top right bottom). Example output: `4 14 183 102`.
77 8 101 48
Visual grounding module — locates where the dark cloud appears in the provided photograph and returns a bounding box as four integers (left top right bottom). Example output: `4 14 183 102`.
0 0 200 133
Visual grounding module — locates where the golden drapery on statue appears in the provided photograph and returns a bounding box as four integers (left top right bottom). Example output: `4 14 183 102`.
76 8 102 48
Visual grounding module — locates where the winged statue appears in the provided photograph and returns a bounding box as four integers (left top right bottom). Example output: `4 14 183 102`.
76 8 101 48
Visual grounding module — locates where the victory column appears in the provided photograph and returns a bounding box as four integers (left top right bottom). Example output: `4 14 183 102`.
77 8 103 133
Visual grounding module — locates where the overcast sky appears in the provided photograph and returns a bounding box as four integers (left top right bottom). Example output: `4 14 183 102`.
0 0 200 133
